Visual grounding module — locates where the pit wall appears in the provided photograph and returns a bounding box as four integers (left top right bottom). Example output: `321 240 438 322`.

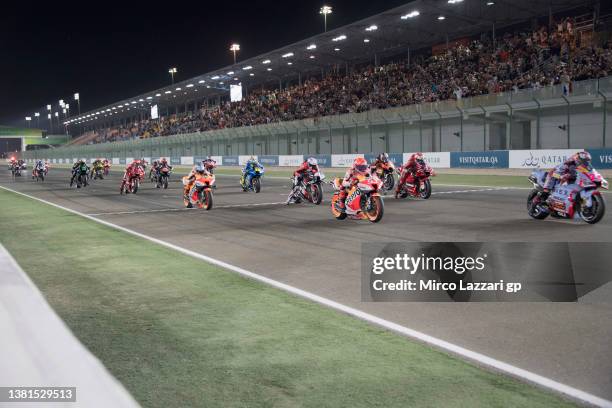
30 149 612 170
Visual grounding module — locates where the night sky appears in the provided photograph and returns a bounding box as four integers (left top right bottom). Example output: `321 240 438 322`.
0 0 410 127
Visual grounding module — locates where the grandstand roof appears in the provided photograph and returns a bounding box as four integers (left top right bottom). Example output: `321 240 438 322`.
67 0 589 128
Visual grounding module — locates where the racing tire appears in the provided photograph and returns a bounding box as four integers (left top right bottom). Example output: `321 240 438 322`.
253 177 261 193
419 180 432 199
311 183 323 205
527 190 549 220
383 173 395 191
364 195 384 223
331 194 347 220
579 193 606 224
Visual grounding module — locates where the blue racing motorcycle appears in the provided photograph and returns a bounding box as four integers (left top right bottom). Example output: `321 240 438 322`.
240 164 265 193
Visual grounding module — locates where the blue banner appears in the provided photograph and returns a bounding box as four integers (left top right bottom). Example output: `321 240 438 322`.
223 156 239 166
587 149 612 169
310 154 332 167
119 158 126 165
451 151 508 168
258 155 279 166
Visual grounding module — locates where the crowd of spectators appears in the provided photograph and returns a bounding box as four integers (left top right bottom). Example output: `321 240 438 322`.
82 17 612 145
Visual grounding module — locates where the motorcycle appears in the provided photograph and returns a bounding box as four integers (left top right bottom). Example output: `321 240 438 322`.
10 164 21 178
395 164 435 199
33 167 45 182
330 174 384 223
120 175 140 195
157 166 171 189
183 173 215 210
240 165 265 193
70 166 89 188
91 167 104 180
527 165 608 224
287 171 325 205
372 161 396 193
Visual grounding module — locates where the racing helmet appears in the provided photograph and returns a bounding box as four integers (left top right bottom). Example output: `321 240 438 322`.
195 164 206 174
307 157 318 168
573 151 591 166
377 153 389 163
353 157 368 174
412 152 425 164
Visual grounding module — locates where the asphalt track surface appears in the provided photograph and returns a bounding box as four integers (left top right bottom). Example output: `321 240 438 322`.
2 168 612 401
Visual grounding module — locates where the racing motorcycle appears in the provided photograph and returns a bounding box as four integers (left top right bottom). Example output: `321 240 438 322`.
527 165 608 224
395 164 435 199
330 174 384 223
71 164 89 188
10 163 22 178
33 166 45 182
287 170 325 205
183 173 215 210
372 161 396 193
157 166 171 189
120 174 140 195
240 165 265 193
91 166 105 180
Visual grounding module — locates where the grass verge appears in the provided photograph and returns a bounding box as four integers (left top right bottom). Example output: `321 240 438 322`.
0 188 574 407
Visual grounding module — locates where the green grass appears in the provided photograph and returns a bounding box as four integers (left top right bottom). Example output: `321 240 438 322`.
0 188 574 407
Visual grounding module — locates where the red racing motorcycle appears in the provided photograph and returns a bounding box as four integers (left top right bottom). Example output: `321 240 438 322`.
395 164 435 199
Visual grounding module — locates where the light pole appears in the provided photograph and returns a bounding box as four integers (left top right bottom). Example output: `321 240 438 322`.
25 116 31 128
168 67 177 84
320 5 332 32
230 43 240 64
74 93 80 114
48 113 53 133
34 112 40 128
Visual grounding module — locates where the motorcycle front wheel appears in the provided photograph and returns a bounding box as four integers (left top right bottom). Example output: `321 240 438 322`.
419 180 432 199
383 173 395 191
253 177 261 193
331 194 347 220
579 193 606 224
311 183 323 205
526 189 549 220
363 195 384 223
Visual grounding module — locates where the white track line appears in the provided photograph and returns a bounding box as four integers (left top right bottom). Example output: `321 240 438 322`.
0 184 610 408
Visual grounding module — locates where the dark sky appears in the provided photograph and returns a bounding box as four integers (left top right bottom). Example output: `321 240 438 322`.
0 0 410 126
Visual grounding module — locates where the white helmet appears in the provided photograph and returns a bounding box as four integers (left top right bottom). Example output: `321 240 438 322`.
307 157 318 167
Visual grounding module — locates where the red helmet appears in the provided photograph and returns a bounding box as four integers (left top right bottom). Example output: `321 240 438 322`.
411 152 424 162
353 157 368 174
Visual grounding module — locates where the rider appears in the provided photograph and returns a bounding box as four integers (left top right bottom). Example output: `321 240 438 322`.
34 160 45 178
70 159 89 185
202 156 217 174
370 153 393 173
123 160 144 186
183 164 208 200
336 157 371 213
395 152 426 198
149 159 160 180
540 151 592 200
156 157 173 177
241 156 263 188
91 158 104 177
286 157 320 204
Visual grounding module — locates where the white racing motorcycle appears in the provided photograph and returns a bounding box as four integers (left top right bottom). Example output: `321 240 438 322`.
527 165 608 224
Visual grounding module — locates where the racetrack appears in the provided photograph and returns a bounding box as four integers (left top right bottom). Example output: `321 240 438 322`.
2 167 611 401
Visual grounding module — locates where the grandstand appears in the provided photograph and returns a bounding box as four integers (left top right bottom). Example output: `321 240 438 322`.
26 0 612 159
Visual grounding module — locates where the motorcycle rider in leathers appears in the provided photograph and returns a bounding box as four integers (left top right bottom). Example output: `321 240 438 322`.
539 151 592 201
336 157 370 214
395 152 426 198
